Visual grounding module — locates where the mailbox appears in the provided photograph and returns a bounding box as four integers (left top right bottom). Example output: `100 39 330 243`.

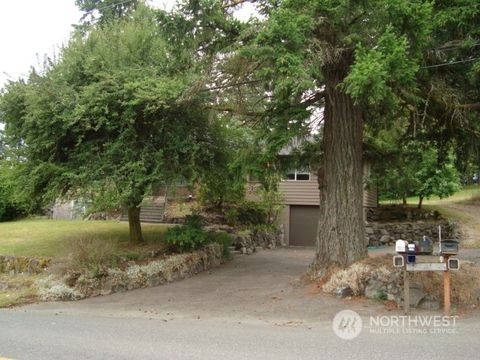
416 236 433 255
407 243 416 264
395 240 408 253
440 240 459 255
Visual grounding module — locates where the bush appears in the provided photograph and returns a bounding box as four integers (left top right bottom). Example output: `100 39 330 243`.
0 166 28 221
164 225 209 252
225 208 240 227
68 235 117 273
184 214 206 229
210 231 233 259
228 201 268 226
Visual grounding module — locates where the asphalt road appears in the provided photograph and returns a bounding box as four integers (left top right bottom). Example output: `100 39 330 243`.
1 309 480 360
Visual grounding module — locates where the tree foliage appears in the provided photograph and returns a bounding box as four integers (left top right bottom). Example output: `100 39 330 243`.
0 5 216 242
375 140 460 207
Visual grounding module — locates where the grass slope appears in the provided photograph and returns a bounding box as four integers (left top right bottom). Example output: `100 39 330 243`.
381 185 480 206
0 219 169 258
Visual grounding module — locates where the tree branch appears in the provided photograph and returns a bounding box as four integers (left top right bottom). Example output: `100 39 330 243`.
222 0 252 9
204 104 264 117
457 103 480 110
204 79 262 91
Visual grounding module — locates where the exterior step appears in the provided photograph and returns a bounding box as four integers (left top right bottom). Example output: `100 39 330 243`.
120 204 165 223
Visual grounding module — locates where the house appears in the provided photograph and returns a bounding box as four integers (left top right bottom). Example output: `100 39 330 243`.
246 137 378 246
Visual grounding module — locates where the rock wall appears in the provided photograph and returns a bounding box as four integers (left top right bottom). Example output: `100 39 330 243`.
36 243 223 301
0 255 51 275
366 220 459 246
366 206 441 222
232 227 285 255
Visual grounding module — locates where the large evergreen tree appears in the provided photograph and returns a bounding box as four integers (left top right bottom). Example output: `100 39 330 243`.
0 5 215 243
216 0 433 275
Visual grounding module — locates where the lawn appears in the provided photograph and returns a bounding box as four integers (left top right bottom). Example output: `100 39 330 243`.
0 219 170 258
381 185 480 206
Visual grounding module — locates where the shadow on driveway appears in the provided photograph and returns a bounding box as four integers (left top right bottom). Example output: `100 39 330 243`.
22 247 386 325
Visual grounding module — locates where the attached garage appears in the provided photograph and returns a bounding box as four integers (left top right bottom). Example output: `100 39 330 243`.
288 205 319 246
277 165 377 247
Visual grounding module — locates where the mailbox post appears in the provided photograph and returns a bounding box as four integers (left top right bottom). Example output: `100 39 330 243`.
393 234 459 316
444 255 451 316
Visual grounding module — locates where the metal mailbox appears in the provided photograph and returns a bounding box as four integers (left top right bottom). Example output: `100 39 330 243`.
415 236 433 255
395 239 408 253
440 239 459 255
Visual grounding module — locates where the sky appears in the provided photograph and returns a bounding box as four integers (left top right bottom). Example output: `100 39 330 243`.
0 0 256 90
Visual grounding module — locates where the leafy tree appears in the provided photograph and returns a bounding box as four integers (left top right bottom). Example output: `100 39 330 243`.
0 6 214 243
75 0 139 25
212 0 432 275
197 120 248 208
155 1 479 276
0 160 40 221
375 140 460 208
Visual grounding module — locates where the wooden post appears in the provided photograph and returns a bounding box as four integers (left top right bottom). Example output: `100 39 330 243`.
444 255 451 316
404 267 410 315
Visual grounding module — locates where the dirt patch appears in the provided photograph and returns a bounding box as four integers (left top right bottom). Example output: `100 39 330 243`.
438 203 480 248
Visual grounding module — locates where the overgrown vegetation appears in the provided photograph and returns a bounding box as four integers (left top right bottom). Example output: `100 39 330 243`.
0 163 38 221
164 226 210 252
210 231 233 260
164 214 233 255
374 140 460 208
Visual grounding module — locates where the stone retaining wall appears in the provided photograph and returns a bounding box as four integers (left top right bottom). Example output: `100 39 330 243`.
36 243 224 301
232 227 285 255
366 220 459 246
0 255 51 275
366 206 441 222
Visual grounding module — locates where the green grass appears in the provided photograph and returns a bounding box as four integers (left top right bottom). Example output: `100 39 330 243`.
0 219 170 258
381 185 480 206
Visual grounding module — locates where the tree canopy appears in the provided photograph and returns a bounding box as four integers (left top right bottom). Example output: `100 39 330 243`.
0 5 218 242
1 0 478 273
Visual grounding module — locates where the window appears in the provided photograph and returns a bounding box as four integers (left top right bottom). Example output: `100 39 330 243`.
285 170 310 181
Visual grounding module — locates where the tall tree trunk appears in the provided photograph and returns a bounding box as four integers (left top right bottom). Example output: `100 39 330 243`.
311 65 367 277
402 195 407 206
128 206 144 244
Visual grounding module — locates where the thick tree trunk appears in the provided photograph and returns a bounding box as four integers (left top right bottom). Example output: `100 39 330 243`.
128 206 144 244
311 66 367 277
402 196 407 206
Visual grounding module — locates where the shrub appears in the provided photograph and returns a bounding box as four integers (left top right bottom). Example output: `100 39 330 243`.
0 166 27 221
210 231 233 259
226 201 269 227
225 208 240 227
184 213 206 229
164 225 209 252
0 163 44 221
68 235 117 272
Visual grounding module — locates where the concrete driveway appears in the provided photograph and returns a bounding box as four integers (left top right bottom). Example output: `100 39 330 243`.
20 247 384 325
3 248 480 359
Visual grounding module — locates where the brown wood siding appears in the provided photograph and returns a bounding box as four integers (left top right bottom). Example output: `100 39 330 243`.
247 174 378 208
363 186 378 208
279 176 320 206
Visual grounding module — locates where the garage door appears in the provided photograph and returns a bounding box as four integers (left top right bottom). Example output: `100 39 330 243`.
289 205 319 246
